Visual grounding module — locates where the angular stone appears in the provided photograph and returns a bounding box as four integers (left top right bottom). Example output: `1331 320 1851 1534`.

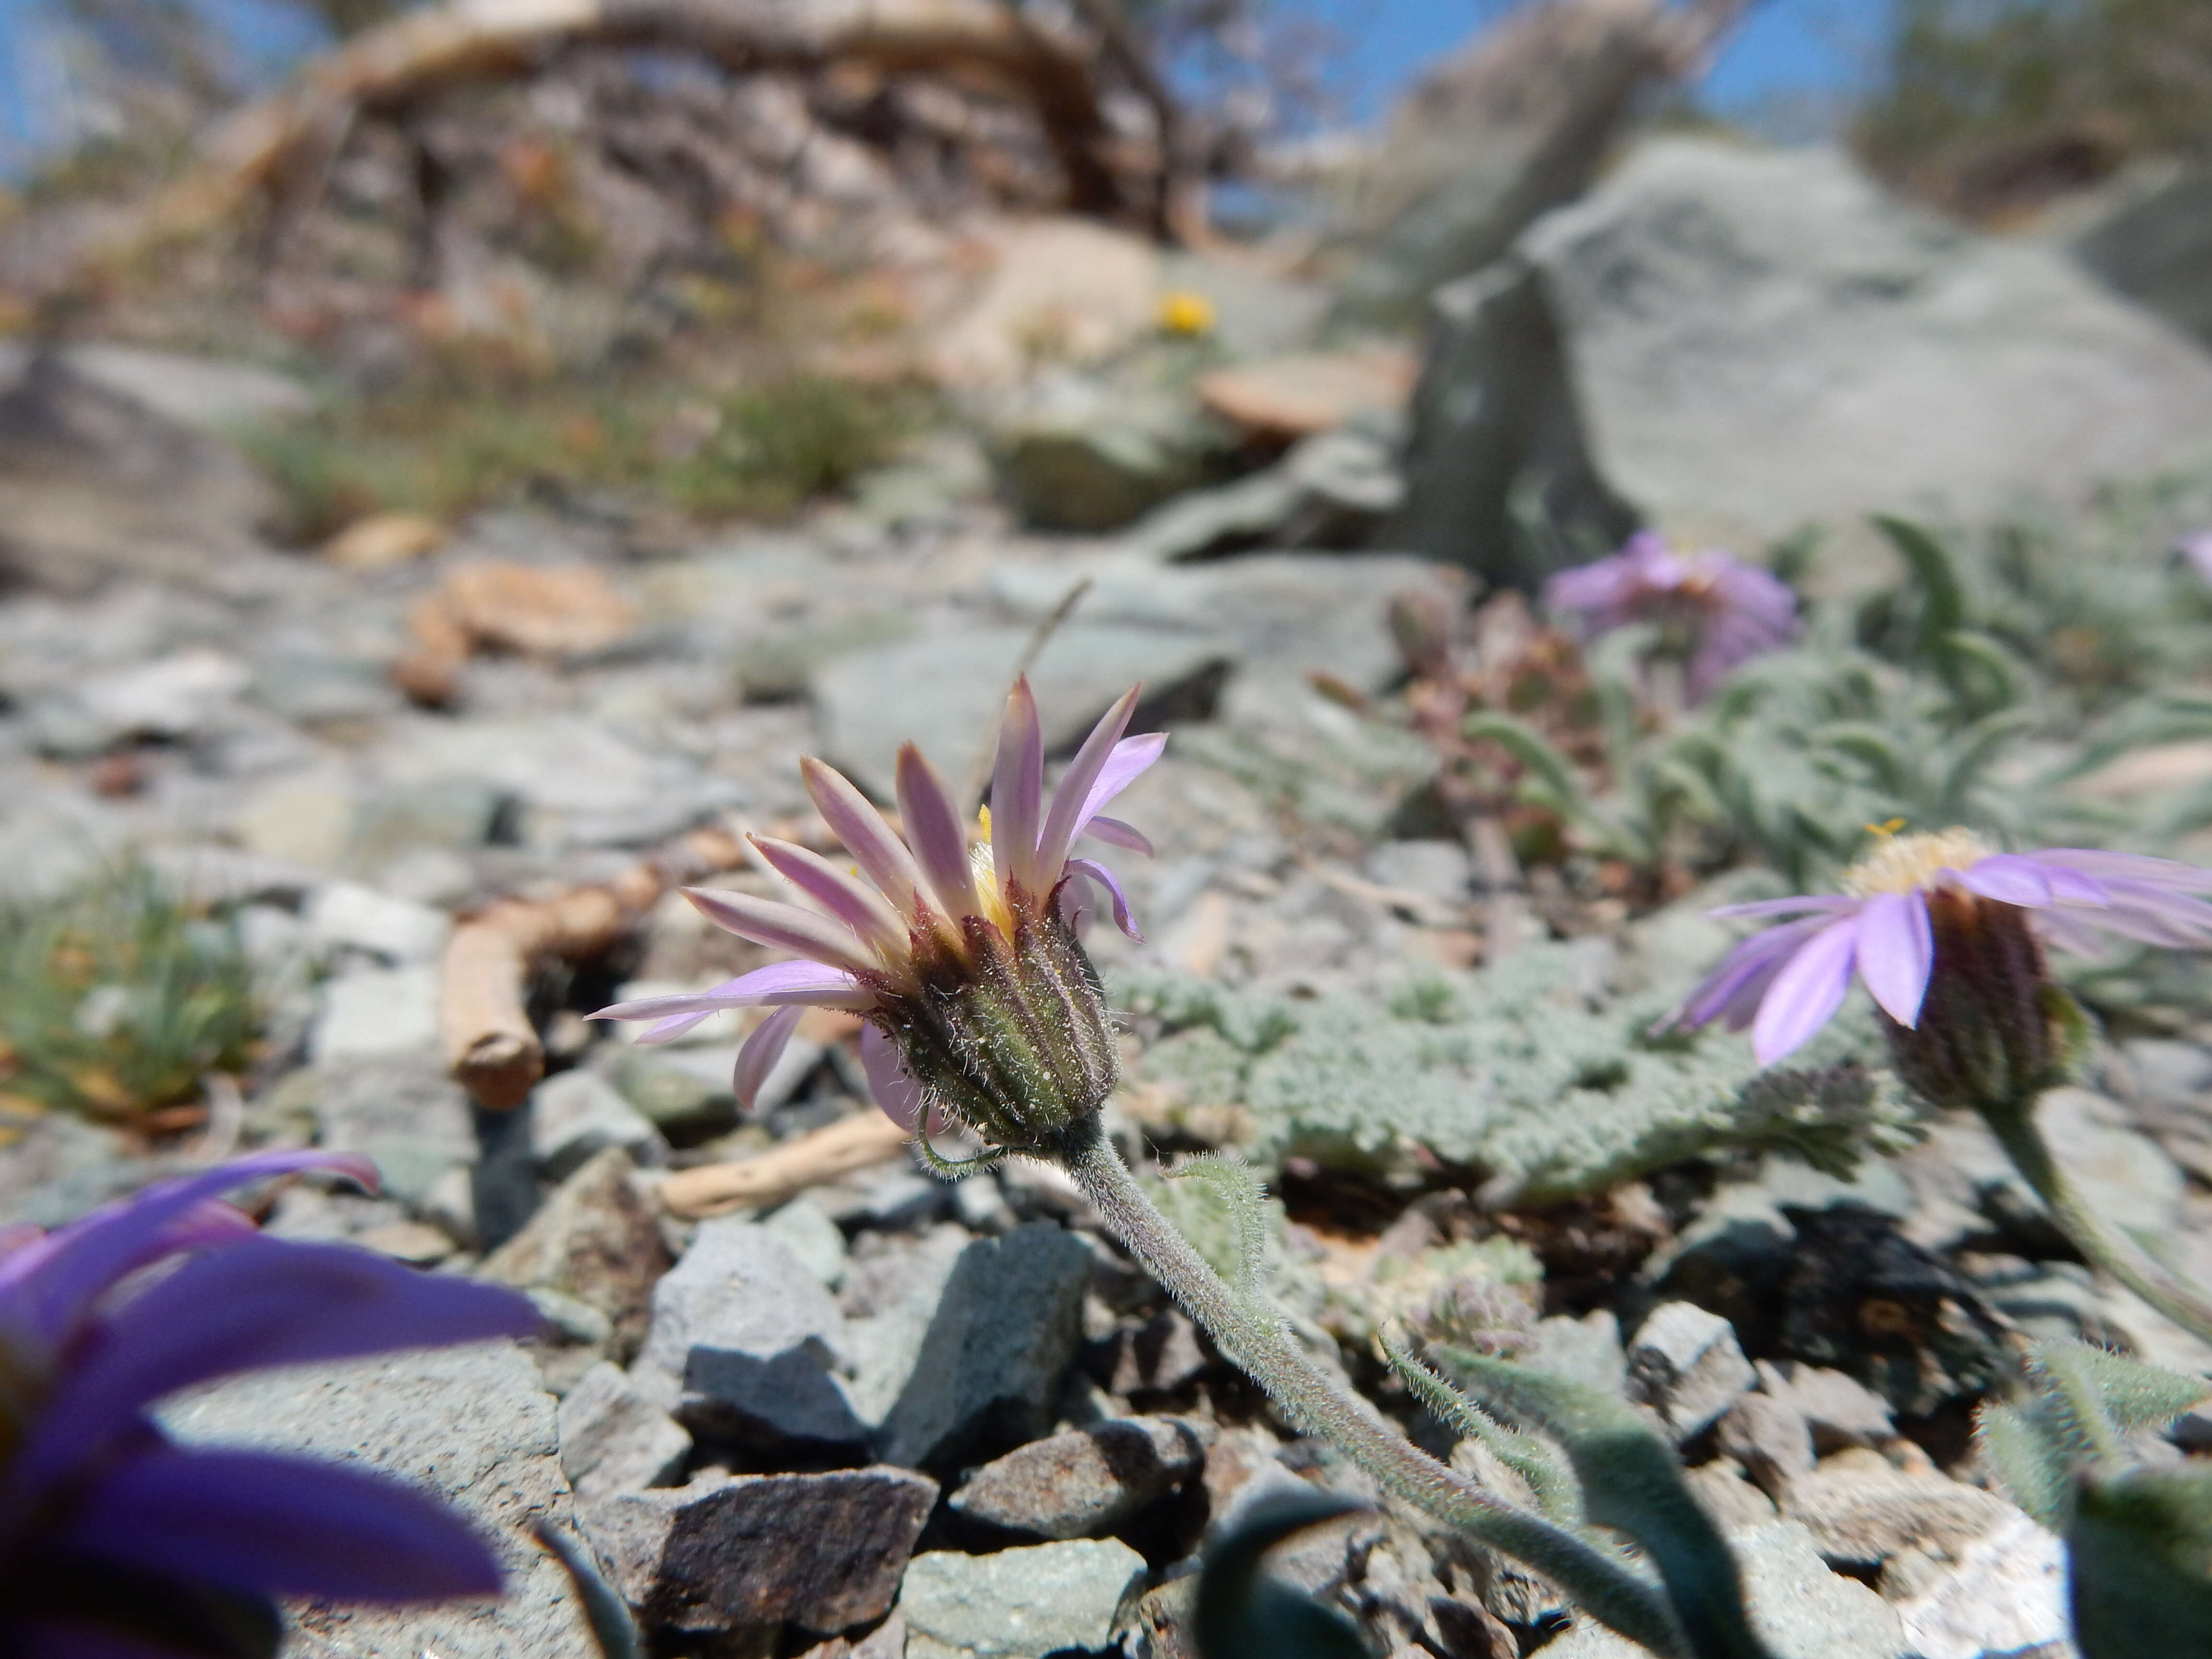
1626 1301 1755 1441
1755 1361 1896 1454
482 1147 672 1362
900 1539 1148 1659
637 1216 866 1453
311 1045 475 1209
583 1466 936 1634
304 880 451 964
763 1195 850 1291
1543 1520 1905 1659
1887 1504 2071 1659
529 1069 669 1181
1717 1392 1815 1498
948 1416 1213 1539
1779 1456 2013 1572
162 1342 596 1659
1107 1308 1214 1398
1685 1458 1780 1532
310 966 442 1062
878 1221 1092 1470
558 1360 692 1503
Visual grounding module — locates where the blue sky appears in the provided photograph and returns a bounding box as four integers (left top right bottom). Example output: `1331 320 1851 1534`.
1 0 1887 168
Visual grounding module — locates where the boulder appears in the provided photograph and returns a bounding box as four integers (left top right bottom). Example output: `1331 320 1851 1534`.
633 1216 866 1455
161 1342 598 1659
947 1416 1213 1539
557 1360 692 1503
1396 139 2212 588
1625 1300 1755 1442
2069 158 2212 350
900 1539 1148 1659
582 1466 936 1634
878 1221 1093 1471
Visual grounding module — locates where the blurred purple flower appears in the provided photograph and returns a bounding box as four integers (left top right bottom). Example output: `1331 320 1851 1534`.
1543 531 1798 702
0 1149 540 1657
2179 532 2212 585
1664 829 2212 1066
591 678 1163 1134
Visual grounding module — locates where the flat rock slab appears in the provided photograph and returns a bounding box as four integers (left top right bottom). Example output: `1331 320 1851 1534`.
1780 1457 2014 1571
901 1538 1148 1659
582 1466 937 1634
558 1360 692 1503
1543 1520 1905 1659
949 1415 1212 1539
161 1341 598 1659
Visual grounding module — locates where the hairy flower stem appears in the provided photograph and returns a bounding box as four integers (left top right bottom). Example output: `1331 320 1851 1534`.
1055 1119 1690 1659
1985 1096 2212 1346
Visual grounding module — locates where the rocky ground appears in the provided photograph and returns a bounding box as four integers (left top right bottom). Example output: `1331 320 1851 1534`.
12 6 2212 1657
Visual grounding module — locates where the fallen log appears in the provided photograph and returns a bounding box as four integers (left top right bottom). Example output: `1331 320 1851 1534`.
42 0 1134 302
657 1110 911 1217
439 823 748 1109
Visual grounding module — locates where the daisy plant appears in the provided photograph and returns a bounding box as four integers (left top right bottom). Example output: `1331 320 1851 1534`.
1669 825 2212 1344
596 681 1759 1659
1544 530 1799 706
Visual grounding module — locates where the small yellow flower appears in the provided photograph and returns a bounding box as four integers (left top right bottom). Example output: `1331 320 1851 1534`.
1157 290 1216 337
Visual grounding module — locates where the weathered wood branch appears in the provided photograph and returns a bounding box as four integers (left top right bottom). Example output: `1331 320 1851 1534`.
439 824 749 1109
656 1111 911 1217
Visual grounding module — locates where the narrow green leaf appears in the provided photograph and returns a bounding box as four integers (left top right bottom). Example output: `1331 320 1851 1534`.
2069 1466 2212 1659
1872 515 1967 646
1974 1402 2068 1529
1460 712 1588 812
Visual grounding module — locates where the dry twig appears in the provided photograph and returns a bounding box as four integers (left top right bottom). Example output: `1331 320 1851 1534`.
657 1111 911 1217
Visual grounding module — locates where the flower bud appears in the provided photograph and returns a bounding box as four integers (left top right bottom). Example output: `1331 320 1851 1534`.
1877 886 2084 1113
872 886 1119 1153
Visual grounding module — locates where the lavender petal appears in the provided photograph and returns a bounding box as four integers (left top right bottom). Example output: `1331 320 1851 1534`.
1707 895 1858 920
1751 916 1861 1066
2030 847 2212 893
1957 854 2055 907
990 676 1046 896
1034 685 1142 883
1665 915 1831 1033
62 1445 504 1601
23 1241 538 1486
896 743 982 925
1072 733 1167 840
748 835 904 953
589 960 867 1023
733 1006 807 1111
859 1022 930 1134
1081 815 1154 856
682 887 878 977
1065 857 1143 940
1853 890 1935 1026
800 756 931 919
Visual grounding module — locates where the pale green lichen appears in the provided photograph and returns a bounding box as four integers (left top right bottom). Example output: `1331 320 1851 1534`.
1118 902 1919 1205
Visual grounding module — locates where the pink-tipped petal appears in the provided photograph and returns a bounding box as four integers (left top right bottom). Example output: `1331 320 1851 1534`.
859 1021 929 1133
1082 815 1154 855
1035 686 1142 880
638 1011 714 1045
1065 857 1142 940
991 677 1046 895
1074 733 1167 838
590 960 871 1023
1854 891 1935 1026
749 835 904 953
801 756 932 919
1751 916 1860 1066
734 1006 806 1111
896 743 982 924
1956 854 2054 907
683 887 878 976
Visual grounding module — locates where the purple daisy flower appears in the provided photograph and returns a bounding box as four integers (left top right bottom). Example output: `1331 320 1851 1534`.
0 1148 540 1657
1543 531 1799 702
592 678 1164 1139
1666 829 2212 1067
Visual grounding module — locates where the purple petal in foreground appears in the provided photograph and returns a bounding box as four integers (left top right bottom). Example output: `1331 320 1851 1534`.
638 1011 714 1045
1034 686 1141 883
801 757 932 920
590 960 868 1023
1074 733 1167 840
748 836 903 952
683 888 877 977
63 1445 503 1602
1666 914 1833 1033
1065 858 1142 940
991 677 1046 896
896 744 981 926
4 1150 377 1348
859 1022 929 1133
24 1240 539 1485
1751 915 1860 1065
734 1006 806 1111
1957 854 2054 907
1081 815 1154 856
1853 890 1934 1026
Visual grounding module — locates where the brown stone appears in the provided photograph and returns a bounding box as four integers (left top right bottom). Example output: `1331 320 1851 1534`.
948 1415 1212 1539
1196 347 1417 441
582 1467 938 1633
481 1145 671 1359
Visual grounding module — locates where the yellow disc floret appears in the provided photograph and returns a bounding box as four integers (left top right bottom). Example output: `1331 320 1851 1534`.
1842 827 1994 897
